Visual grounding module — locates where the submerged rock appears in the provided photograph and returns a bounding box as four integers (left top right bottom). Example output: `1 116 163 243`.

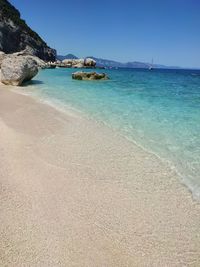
72 71 109 80
1 55 38 86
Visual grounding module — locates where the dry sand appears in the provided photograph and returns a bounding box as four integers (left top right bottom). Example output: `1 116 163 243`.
0 85 200 266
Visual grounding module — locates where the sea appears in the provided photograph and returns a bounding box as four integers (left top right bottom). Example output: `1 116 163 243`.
21 67 200 199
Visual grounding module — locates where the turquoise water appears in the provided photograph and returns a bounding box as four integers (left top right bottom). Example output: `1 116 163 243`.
23 68 200 199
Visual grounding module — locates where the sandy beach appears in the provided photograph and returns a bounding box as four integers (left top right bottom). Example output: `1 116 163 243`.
0 85 200 266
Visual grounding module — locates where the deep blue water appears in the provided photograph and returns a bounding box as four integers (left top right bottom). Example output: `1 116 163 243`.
22 68 200 199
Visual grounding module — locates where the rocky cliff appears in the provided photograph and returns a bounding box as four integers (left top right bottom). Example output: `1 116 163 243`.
0 0 56 61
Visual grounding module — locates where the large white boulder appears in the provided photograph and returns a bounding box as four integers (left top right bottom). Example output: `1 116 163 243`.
1 55 38 86
74 59 84 65
0 51 6 68
10 50 47 69
73 63 84 68
62 59 73 65
62 58 85 67
84 58 96 67
12 51 46 69
29 56 46 69
60 58 96 68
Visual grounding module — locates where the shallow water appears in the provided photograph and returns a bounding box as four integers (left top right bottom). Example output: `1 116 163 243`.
22 67 200 199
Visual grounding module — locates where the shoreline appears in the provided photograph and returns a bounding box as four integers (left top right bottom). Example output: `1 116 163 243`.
12 83 199 201
0 85 200 266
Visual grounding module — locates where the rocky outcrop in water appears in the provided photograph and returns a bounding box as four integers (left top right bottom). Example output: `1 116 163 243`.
62 58 84 68
1 54 38 86
72 71 109 80
58 58 96 68
0 0 56 61
84 58 96 67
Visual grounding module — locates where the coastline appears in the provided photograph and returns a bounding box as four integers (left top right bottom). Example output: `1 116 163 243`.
0 85 200 266
12 81 200 201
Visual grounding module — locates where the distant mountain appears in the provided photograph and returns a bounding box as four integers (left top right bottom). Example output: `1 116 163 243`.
126 61 149 68
57 54 181 69
57 54 78 61
89 57 181 69
87 56 124 68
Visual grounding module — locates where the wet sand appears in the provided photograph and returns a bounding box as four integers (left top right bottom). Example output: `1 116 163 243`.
0 85 200 266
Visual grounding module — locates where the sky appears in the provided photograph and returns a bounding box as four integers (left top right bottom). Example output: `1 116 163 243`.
10 0 200 68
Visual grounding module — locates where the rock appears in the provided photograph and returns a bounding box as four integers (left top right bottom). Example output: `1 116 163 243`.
58 63 71 68
0 51 6 68
0 1 56 61
4 50 47 69
72 71 109 81
84 58 96 67
1 55 38 86
26 55 46 69
62 58 85 68
62 59 73 65
32 56 46 69
12 53 57 69
75 59 85 65
60 58 96 69
73 63 84 68
61 59 72 67
45 62 56 69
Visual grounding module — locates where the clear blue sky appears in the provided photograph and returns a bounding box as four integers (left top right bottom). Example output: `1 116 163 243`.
10 0 200 68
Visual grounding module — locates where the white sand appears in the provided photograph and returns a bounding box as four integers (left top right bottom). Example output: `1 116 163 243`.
0 86 200 266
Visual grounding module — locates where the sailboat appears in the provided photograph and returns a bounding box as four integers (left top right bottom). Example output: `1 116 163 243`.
149 58 154 70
